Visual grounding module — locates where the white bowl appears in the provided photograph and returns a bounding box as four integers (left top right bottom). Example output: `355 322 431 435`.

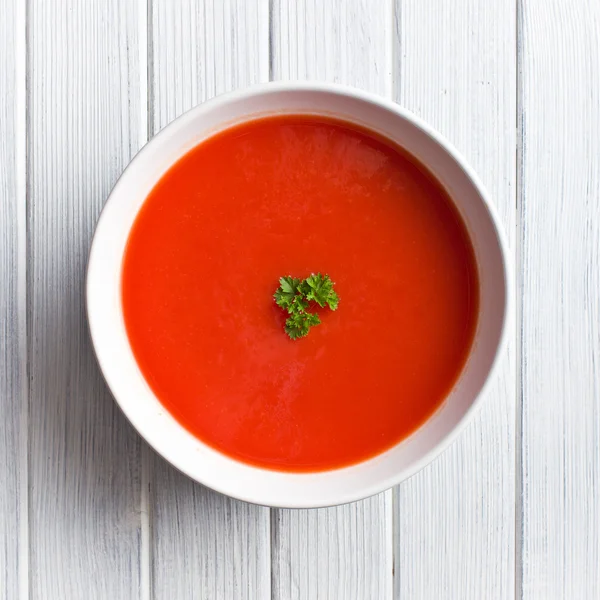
87 82 511 508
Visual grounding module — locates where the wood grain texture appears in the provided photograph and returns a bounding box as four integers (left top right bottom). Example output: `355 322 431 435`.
150 475 270 600
151 0 269 135
270 2 393 598
519 1 600 597
149 2 271 599
271 496 392 600
0 1 25 599
270 0 392 97
393 1 517 598
27 1 145 598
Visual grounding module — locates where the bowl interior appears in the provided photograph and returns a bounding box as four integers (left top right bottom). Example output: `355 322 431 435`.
87 84 509 507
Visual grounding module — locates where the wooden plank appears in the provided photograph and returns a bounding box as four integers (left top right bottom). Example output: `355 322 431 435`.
149 2 272 599
270 0 391 97
269 2 393 598
27 1 145 598
0 1 25 598
151 0 269 134
393 1 517 598
150 474 270 600
272 496 392 600
520 1 600 597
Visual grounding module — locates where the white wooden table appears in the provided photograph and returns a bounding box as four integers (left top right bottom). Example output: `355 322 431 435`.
1 1 599 598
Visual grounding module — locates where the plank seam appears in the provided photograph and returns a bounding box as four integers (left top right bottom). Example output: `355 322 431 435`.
268 0 275 82
18 0 30 597
146 0 155 140
270 507 277 600
268 3 276 599
385 0 394 101
515 0 525 598
389 0 398 598
140 1 152 599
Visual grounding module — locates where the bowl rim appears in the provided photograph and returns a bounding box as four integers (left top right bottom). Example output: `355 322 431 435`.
86 80 513 508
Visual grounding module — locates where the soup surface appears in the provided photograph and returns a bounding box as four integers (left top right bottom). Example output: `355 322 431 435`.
122 115 479 472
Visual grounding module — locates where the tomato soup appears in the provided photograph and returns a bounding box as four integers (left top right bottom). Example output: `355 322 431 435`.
122 115 479 472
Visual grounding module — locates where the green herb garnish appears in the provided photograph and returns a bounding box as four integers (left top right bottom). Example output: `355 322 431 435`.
274 273 340 340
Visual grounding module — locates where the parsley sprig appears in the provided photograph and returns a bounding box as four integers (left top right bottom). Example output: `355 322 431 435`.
274 274 340 340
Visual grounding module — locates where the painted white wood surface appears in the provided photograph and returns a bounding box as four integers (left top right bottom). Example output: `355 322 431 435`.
393 2 517 598
270 2 393 598
148 2 271 599
1 0 600 598
27 1 144 598
520 1 600 598
0 2 25 599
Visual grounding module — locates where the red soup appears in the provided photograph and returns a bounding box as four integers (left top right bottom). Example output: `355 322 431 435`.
122 115 479 472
